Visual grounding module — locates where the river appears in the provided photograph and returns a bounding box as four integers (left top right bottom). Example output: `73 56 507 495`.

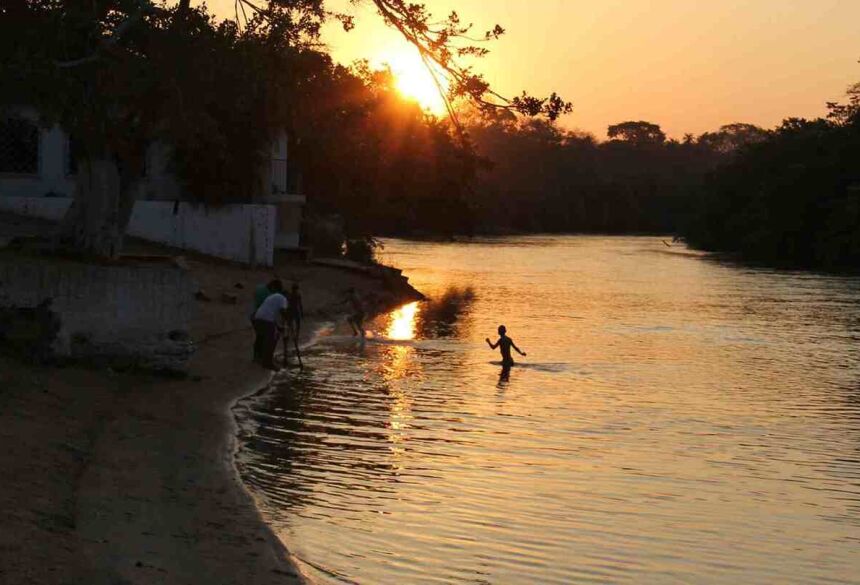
236 236 860 584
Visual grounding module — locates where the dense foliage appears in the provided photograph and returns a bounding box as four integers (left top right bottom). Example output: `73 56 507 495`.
287 57 481 237
316 83 858 275
307 114 763 237
0 2 309 203
684 86 860 270
463 119 716 234
1 2 856 271
0 0 567 257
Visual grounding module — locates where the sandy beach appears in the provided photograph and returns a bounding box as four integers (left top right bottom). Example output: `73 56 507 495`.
0 250 420 585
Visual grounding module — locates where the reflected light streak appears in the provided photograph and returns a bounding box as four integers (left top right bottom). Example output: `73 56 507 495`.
387 301 419 340
383 346 414 470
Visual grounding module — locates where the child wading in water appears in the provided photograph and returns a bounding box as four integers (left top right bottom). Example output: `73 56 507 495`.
486 325 526 366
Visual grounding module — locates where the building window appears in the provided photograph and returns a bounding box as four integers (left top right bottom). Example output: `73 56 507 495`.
270 133 288 194
0 117 39 175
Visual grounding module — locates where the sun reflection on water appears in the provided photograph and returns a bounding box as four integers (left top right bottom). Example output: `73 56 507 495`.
387 301 419 340
242 236 860 585
381 305 421 470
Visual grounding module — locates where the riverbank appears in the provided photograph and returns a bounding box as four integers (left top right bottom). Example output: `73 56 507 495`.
0 251 421 585
230 235 860 584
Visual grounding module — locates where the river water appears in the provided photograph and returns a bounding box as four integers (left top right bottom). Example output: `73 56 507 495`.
236 236 860 584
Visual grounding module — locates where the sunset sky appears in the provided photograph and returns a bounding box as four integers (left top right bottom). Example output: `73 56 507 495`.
209 0 860 139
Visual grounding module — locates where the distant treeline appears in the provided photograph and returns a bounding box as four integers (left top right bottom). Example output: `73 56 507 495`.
299 76 750 237
684 88 860 271
289 56 480 237
297 61 734 237
298 59 859 270
2 1 855 269
462 118 760 235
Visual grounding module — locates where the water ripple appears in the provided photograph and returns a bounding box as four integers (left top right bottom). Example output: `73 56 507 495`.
237 236 860 584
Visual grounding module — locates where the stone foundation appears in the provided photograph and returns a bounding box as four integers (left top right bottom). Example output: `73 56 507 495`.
0 253 195 371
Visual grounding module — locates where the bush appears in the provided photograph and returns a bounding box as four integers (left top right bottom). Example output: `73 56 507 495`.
344 237 382 264
305 214 345 257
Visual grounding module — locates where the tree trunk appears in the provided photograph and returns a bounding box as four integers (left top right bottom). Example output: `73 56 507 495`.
59 155 137 259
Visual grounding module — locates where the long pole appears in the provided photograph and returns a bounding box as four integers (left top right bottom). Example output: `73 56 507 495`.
292 324 303 368
281 327 289 368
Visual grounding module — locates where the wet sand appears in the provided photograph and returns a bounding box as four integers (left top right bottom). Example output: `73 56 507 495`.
0 253 419 584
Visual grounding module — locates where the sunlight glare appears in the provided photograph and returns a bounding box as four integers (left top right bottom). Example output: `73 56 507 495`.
382 48 448 116
387 301 419 340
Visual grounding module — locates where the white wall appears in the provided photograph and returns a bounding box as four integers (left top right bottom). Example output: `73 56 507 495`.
135 141 183 201
2 113 299 260
0 197 276 266
127 201 276 266
266 194 305 250
0 195 69 219
0 256 195 370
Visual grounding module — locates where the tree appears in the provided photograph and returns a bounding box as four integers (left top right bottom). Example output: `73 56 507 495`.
827 81 860 126
606 121 666 145
697 123 769 155
1 2 285 256
359 0 571 122
685 81 860 271
455 114 719 235
2 2 151 256
289 58 482 236
1 0 570 258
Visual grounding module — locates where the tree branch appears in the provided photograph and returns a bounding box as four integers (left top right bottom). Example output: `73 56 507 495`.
54 0 158 68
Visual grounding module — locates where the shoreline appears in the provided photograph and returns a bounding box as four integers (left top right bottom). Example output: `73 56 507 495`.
226 319 337 585
0 252 420 584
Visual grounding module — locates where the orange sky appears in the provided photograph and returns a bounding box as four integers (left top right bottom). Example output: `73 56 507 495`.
207 0 860 139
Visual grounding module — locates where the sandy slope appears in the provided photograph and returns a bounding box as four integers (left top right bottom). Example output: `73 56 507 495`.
0 254 418 585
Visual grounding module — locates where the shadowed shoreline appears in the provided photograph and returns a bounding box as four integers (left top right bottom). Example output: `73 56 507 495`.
0 252 420 584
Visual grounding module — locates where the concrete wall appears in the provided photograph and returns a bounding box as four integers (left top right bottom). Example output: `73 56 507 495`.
0 197 277 266
2 113 301 258
2 113 284 204
267 194 306 250
133 141 183 201
0 255 195 370
126 201 276 266
0 195 69 220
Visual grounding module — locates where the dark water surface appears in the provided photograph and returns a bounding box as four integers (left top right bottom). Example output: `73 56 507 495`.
236 236 860 584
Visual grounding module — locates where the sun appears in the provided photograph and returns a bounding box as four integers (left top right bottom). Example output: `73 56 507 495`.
381 47 449 116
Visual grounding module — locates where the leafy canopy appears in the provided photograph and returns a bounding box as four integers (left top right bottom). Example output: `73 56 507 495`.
234 0 572 123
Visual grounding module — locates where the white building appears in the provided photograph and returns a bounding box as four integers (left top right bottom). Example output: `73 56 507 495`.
0 108 305 265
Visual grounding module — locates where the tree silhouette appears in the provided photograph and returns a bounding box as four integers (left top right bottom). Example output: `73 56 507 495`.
697 123 770 155
233 0 572 122
685 81 860 271
607 121 666 145
0 0 569 258
827 81 860 126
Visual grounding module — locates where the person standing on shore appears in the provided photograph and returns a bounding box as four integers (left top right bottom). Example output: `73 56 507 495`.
287 282 304 339
252 278 282 361
253 280 288 370
253 279 281 314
